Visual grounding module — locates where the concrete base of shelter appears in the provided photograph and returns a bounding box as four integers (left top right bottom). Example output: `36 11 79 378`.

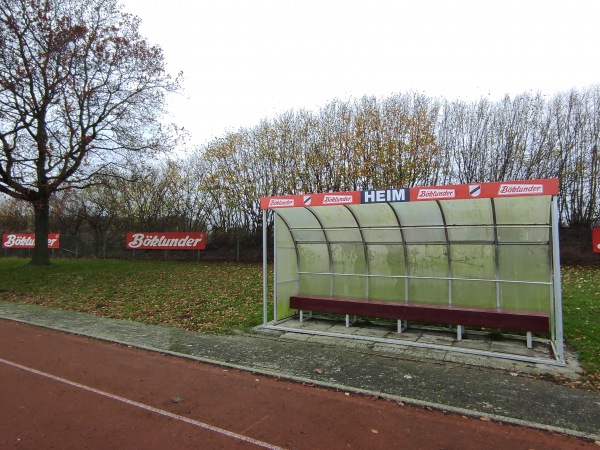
257 315 581 379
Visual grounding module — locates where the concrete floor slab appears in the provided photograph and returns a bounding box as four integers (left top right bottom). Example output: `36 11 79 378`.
452 340 493 351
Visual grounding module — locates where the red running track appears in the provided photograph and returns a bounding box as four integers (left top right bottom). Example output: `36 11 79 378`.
0 319 594 449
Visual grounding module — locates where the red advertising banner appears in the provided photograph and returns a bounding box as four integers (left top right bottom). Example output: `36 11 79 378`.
593 228 600 253
2 233 60 249
409 178 559 201
126 232 206 250
260 178 559 209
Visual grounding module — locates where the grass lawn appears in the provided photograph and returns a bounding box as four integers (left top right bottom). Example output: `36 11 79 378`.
561 265 600 390
0 258 267 334
0 258 598 390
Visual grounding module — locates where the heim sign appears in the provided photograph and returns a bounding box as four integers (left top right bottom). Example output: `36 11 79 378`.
2 233 60 249
126 232 206 250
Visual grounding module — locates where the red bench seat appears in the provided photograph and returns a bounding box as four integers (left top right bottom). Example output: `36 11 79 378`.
289 295 550 347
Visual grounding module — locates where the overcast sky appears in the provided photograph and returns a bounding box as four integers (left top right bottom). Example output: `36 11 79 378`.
120 0 599 149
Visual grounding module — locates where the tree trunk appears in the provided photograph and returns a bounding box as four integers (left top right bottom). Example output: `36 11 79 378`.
30 197 51 266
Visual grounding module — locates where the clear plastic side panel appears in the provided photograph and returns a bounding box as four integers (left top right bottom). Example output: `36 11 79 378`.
367 244 406 302
495 196 552 313
278 207 330 301
275 215 299 320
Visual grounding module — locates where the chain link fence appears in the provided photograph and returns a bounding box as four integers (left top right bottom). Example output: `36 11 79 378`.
2 232 265 262
2 228 598 265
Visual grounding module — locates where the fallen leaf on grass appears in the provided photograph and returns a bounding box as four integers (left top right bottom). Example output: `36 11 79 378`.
314 368 322 374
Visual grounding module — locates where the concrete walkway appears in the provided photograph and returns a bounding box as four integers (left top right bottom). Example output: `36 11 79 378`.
1 301 598 441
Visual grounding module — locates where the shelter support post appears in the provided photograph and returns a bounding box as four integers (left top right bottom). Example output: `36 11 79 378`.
262 209 268 326
551 196 564 362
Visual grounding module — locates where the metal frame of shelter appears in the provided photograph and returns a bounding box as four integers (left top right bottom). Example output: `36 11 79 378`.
260 178 565 366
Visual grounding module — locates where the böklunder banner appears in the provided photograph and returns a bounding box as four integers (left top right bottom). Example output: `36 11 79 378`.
2 233 60 249
260 178 559 209
593 228 600 253
126 232 206 250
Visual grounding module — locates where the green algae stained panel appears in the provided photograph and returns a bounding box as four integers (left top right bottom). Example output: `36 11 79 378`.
297 241 332 297
275 216 298 320
408 278 448 305
367 244 406 302
500 282 551 313
362 228 404 244
276 246 298 283
277 207 321 229
349 203 399 228
441 198 494 226
393 201 443 227
297 243 330 274
368 276 405 302
331 243 366 274
326 228 362 243
299 273 330 297
367 244 406 276
394 201 445 243
330 243 367 298
450 244 497 308
447 226 494 242
290 228 327 242
494 196 552 225
498 244 551 312
406 244 449 305
332 274 367 298
311 205 357 229
276 280 300 320
275 217 297 283
401 227 446 243
497 225 550 243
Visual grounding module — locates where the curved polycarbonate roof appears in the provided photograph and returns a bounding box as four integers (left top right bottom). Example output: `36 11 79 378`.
276 196 551 246
274 195 554 313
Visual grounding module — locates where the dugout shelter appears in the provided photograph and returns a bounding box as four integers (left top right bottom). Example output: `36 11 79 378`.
260 178 564 365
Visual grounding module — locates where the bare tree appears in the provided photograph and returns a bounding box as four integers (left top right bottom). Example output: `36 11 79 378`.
0 0 181 264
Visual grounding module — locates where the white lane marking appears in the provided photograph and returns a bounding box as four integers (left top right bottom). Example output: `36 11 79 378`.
0 357 285 450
